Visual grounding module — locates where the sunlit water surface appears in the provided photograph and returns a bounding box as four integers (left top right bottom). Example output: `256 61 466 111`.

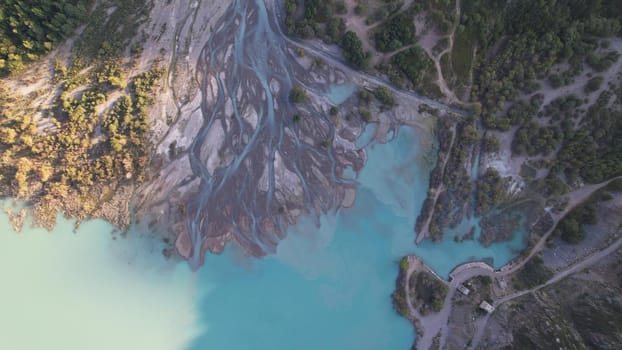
0 126 526 349
0 214 199 349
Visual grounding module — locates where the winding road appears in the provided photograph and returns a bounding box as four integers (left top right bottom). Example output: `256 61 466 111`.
468 231 622 349
406 176 622 349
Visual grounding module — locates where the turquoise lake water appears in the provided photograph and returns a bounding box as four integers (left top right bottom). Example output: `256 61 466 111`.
326 83 357 105
0 125 527 349
0 213 200 350
355 123 378 149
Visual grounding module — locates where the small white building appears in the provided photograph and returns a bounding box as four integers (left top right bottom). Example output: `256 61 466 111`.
457 284 470 296
479 301 495 313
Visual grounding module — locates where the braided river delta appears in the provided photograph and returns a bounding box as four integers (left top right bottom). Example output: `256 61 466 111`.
0 124 529 349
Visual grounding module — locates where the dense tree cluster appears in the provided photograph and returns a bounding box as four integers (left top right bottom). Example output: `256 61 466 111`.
512 122 563 157
74 0 148 59
586 50 620 72
284 0 371 69
412 271 448 314
512 255 552 290
447 0 622 190
476 168 505 215
376 46 441 97
508 88 622 184
388 47 435 89
284 0 442 97
0 0 93 75
372 86 395 108
584 76 604 93
542 95 583 122
553 181 621 245
482 135 500 153
555 193 602 244
460 124 480 145
0 62 162 227
461 0 622 129
411 0 457 35
504 95 543 128
0 0 167 231
284 0 346 43
555 95 622 183
340 31 370 69
538 174 569 197
373 11 416 52
361 0 403 26
365 0 451 97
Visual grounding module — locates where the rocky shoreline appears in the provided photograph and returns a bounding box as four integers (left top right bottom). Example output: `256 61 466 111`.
2 182 135 234
5 207 27 232
391 256 451 350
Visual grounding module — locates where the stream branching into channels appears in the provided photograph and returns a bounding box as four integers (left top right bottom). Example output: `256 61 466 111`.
185 0 358 267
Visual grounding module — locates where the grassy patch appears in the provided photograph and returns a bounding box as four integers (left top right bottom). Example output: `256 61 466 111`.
439 52 454 83
451 29 474 84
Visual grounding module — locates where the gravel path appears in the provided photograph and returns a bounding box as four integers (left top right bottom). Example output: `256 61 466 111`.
270 0 469 115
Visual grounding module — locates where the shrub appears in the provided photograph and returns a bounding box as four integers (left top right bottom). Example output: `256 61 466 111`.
290 85 307 103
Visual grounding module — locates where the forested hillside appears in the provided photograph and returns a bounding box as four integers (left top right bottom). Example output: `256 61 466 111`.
0 0 161 230
461 0 622 184
0 0 93 76
462 0 621 122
